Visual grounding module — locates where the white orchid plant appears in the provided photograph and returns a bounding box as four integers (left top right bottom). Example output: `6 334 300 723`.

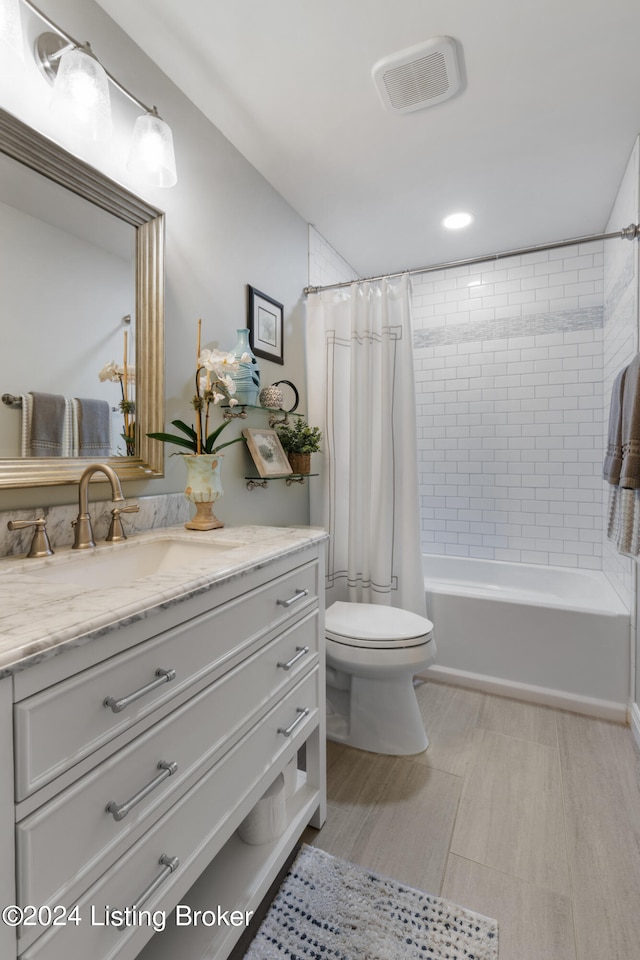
148 319 249 455
98 341 135 455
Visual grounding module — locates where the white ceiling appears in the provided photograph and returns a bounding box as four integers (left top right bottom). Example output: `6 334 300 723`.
96 0 640 278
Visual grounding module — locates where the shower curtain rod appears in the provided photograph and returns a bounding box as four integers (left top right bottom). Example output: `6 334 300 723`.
303 222 640 295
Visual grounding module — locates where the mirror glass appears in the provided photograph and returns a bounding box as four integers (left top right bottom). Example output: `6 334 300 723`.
0 108 165 488
0 151 136 459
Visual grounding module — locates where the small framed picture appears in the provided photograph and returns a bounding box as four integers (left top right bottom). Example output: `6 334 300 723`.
248 285 284 365
242 427 292 478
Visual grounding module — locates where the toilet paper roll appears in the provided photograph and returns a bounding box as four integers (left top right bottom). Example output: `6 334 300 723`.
283 757 297 799
237 773 286 845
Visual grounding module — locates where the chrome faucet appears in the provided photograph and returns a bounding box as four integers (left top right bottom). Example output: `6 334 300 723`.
72 463 126 550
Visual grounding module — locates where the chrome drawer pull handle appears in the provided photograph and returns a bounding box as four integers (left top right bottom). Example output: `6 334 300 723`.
278 706 310 737
104 668 177 714
277 645 310 671
106 761 178 821
277 588 309 608
133 854 179 910
115 854 179 928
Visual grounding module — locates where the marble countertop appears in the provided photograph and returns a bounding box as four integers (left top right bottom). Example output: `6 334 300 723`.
0 524 328 678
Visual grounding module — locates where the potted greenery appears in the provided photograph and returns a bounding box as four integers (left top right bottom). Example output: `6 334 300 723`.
276 417 322 475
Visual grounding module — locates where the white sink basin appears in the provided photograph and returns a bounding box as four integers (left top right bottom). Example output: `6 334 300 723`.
22 538 240 589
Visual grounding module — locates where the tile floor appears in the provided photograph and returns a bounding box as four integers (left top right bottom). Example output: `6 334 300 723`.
304 680 640 960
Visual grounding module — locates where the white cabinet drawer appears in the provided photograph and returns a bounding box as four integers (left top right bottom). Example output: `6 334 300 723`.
20 669 320 960
15 560 319 799
16 612 318 916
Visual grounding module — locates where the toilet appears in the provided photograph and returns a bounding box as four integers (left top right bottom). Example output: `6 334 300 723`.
325 601 436 756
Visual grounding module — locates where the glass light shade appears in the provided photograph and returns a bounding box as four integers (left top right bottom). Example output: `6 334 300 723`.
127 111 177 187
0 0 24 76
50 47 112 141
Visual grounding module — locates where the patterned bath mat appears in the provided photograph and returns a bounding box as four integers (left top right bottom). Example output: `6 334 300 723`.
243 844 498 959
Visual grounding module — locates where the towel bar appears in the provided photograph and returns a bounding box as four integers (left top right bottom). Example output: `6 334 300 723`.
2 395 119 412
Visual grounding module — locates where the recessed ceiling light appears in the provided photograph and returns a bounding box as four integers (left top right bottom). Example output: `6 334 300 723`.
442 211 474 230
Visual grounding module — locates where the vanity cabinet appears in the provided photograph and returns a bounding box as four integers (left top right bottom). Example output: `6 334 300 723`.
2 541 326 960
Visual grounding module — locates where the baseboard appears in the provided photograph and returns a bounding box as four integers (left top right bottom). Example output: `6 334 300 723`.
423 664 628 722
630 701 640 751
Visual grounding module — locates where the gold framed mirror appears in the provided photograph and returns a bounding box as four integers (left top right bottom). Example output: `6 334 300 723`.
0 107 165 488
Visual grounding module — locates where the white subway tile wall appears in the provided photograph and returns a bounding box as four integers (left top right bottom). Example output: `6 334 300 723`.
412 244 605 568
308 225 359 287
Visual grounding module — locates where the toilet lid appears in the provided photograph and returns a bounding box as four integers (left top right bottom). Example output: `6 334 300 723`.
326 601 433 648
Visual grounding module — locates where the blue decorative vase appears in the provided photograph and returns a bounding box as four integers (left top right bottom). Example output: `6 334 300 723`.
230 328 260 406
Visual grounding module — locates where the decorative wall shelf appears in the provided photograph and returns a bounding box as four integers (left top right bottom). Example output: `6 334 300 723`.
230 403 317 489
246 474 318 490
223 404 304 428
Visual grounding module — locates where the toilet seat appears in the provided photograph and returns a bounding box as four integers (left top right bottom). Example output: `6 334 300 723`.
326 601 433 649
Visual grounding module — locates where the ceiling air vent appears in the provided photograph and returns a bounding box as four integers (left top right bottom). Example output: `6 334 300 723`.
372 37 461 114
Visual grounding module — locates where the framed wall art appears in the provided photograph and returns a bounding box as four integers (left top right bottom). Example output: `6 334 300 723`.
242 427 292 477
248 285 284 364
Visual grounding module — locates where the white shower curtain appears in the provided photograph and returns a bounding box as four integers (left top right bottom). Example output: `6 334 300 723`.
306 274 426 617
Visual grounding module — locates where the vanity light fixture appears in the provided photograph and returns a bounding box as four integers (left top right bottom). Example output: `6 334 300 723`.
2 0 178 185
442 211 474 230
0 0 24 75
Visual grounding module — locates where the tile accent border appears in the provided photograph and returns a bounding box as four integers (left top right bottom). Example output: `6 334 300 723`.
414 306 603 349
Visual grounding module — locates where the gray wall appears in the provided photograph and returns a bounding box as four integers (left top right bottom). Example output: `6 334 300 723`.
0 0 310 527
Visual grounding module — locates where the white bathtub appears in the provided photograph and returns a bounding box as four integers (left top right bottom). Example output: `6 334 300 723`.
422 555 630 720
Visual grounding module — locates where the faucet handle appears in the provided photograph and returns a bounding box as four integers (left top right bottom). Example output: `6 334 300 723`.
8 518 54 558
106 502 140 543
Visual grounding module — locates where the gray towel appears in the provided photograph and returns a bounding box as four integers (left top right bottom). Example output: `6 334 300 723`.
603 365 628 484
27 392 69 457
74 398 112 457
619 354 640 489
607 485 640 556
